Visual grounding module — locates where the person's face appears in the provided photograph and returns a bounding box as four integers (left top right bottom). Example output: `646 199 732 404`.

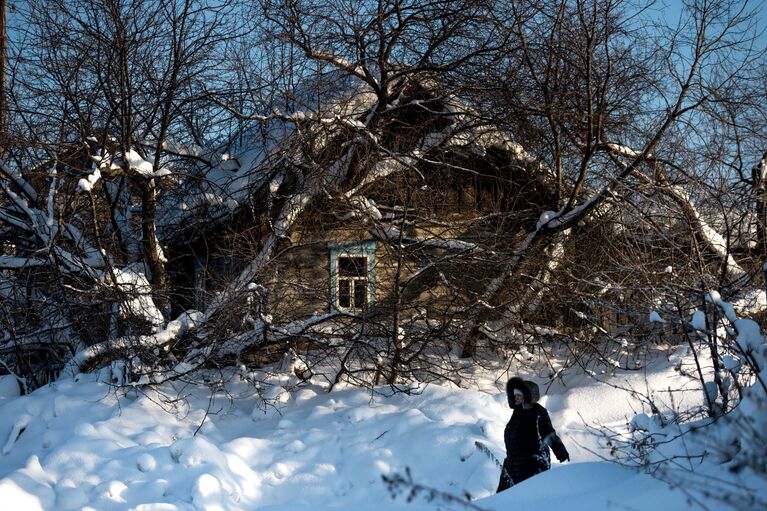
513 389 524 405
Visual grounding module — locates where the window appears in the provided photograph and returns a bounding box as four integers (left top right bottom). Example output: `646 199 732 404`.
330 241 376 311
337 256 368 309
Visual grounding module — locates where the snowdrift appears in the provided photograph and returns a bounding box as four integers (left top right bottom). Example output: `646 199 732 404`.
0 356 729 511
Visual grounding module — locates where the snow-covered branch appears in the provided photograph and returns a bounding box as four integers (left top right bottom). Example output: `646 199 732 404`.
0 162 38 204
605 143 747 283
0 256 48 269
62 310 203 377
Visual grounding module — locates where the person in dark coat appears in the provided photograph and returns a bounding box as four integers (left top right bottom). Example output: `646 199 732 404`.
497 377 569 492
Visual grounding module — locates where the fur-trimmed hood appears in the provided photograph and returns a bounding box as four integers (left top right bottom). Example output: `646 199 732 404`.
506 377 541 407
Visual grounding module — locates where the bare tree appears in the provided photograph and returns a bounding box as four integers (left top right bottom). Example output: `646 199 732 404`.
0 0 240 387
448 0 767 359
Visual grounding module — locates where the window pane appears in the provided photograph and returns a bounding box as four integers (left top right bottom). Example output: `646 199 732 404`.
338 279 351 308
339 256 366 277
353 280 367 309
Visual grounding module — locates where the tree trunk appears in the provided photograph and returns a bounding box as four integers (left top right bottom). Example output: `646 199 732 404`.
0 0 7 152
141 178 168 319
754 154 767 285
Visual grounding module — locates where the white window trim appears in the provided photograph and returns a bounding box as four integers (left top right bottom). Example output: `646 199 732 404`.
329 241 376 312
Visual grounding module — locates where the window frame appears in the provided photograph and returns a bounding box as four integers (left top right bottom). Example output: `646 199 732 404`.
329 241 376 312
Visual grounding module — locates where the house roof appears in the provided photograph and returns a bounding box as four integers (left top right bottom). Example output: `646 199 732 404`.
156 71 555 247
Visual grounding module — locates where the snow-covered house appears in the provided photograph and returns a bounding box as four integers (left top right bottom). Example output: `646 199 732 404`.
157 73 559 353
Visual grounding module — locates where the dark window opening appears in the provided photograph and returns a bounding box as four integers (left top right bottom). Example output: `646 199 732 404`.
339 256 366 277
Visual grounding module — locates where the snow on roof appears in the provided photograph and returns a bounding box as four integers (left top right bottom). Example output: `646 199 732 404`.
157 71 546 244
157 72 379 242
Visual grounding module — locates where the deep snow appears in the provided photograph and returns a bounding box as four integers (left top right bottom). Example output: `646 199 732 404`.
0 346 734 511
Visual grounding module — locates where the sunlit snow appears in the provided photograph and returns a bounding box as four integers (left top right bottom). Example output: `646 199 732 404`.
0 350 741 511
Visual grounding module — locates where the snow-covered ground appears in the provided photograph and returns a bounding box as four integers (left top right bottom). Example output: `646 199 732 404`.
0 348 756 510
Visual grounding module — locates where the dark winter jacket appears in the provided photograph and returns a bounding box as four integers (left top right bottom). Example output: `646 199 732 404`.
497 377 569 492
